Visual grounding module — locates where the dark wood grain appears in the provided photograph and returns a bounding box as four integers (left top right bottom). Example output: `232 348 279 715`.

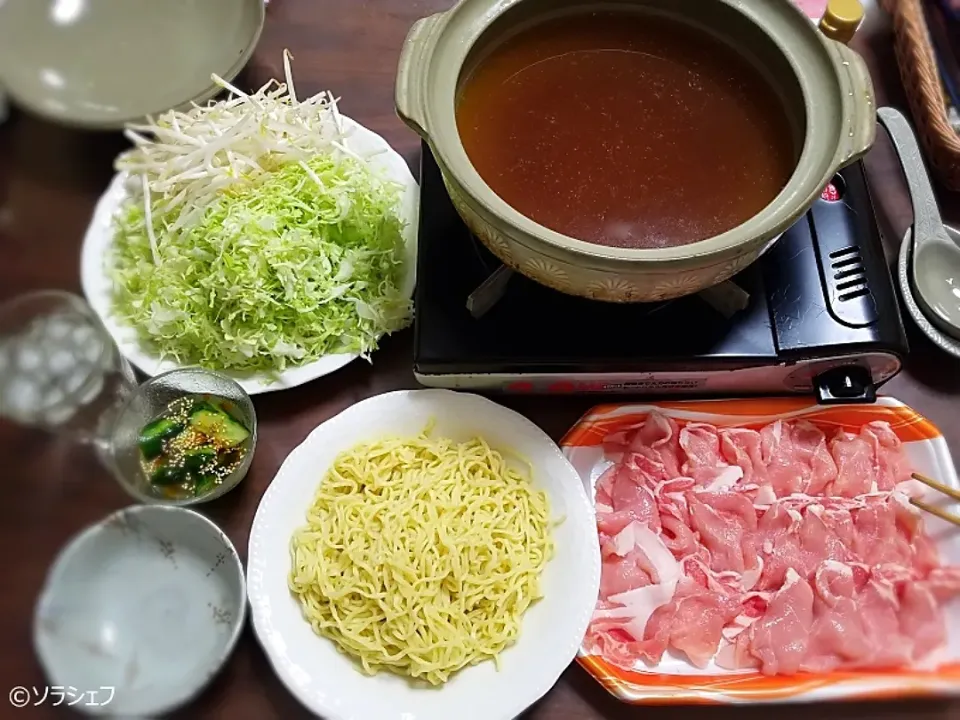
1 1 960 717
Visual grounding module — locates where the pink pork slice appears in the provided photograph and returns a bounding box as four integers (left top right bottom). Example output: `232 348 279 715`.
586 410 960 675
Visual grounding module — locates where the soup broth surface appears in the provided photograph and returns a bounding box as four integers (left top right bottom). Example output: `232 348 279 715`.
456 12 796 249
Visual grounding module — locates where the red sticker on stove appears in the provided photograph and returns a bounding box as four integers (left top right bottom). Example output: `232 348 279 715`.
506 381 534 393
821 183 841 202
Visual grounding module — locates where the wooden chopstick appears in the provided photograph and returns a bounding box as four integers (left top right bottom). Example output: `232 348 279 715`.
910 472 960 527
912 472 960 502
910 498 960 527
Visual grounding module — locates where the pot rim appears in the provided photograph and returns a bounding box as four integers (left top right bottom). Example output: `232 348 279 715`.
404 0 875 264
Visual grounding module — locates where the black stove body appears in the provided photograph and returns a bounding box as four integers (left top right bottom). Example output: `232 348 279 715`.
413 145 908 402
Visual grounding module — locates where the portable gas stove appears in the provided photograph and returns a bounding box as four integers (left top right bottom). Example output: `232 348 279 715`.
413 145 908 402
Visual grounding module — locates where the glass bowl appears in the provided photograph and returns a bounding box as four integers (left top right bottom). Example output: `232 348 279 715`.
107 367 257 505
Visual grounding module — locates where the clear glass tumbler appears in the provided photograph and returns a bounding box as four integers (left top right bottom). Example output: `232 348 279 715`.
0 290 137 448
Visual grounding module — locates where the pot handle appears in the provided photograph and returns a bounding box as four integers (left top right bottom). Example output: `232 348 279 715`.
395 12 446 138
830 42 877 169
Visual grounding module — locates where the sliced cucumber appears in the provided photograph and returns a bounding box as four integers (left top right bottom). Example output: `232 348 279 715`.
189 408 250 447
184 446 217 472
138 418 184 460
194 474 218 496
150 465 188 486
190 399 219 415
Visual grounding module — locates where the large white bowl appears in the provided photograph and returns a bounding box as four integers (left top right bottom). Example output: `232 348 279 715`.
80 116 419 395
33 506 246 717
247 389 601 720
0 0 264 129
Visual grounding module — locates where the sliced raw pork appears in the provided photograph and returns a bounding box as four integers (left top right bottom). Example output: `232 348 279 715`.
584 410 960 676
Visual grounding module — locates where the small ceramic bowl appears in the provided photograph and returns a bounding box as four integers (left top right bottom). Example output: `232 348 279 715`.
107 367 257 506
899 226 960 360
34 506 246 717
0 0 264 129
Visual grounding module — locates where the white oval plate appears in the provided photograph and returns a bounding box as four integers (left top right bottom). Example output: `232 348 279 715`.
80 116 419 395
247 389 601 720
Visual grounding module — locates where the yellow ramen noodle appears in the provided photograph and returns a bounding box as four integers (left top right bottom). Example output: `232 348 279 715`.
288 425 553 685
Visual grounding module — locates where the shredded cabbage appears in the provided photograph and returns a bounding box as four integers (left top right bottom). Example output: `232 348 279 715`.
108 51 412 374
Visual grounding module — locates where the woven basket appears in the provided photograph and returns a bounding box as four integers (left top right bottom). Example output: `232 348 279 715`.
883 0 960 190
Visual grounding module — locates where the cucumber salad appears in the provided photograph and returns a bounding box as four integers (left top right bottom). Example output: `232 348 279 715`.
138 395 251 499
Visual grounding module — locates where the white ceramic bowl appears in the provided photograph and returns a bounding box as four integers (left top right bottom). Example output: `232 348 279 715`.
0 0 264 129
247 389 601 720
80 116 419 395
34 506 246 716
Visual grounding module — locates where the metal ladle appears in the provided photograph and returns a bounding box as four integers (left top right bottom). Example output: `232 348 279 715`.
878 107 960 340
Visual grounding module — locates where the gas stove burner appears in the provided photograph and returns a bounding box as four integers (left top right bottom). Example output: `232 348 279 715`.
413 143 908 401
460 227 753 320
463 255 748 320
697 281 751 319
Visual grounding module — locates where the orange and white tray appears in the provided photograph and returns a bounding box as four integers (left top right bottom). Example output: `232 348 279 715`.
561 396 960 704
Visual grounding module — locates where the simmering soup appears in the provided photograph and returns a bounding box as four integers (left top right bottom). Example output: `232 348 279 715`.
456 12 797 250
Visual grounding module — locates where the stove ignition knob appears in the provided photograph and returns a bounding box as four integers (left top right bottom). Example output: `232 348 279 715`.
814 365 877 405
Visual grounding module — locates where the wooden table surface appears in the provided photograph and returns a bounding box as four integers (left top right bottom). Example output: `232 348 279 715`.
2 1 960 718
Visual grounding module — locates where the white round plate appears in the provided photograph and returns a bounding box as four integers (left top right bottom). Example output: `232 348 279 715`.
80 116 419 395
246 389 601 720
